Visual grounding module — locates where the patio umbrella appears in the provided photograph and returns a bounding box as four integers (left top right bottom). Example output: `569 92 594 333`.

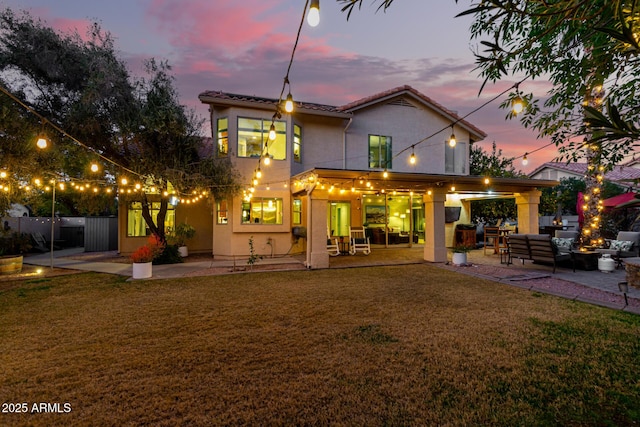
613 194 640 209
577 192 585 229
602 192 640 208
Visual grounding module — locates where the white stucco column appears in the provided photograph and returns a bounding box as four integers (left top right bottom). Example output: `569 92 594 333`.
515 190 542 234
423 188 448 262
307 190 329 269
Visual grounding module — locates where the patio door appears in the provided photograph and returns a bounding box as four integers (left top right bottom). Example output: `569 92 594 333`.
328 202 350 237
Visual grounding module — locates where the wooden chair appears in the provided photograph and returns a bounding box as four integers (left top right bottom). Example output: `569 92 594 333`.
349 227 371 255
483 226 500 255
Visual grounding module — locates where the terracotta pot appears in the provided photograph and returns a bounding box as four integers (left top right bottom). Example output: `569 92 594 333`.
0 255 23 275
132 262 152 279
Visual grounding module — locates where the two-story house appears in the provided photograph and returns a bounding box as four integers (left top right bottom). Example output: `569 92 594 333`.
118 85 555 268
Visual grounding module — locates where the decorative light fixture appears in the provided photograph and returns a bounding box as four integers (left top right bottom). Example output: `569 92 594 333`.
90 162 99 173
383 169 388 178
307 0 320 27
256 167 262 179
409 146 417 165
284 93 294 113
448 126 456 147
522 153 528 166
512 83 524 115
268 123 277 141
36 136 48 149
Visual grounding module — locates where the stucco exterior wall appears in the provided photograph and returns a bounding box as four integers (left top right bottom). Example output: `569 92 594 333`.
344 100 472 174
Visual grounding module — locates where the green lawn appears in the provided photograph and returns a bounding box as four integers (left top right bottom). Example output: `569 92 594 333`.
1 265 639 426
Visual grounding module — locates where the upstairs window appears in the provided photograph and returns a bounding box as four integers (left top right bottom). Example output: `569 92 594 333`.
216 117 228 157
445 141 467 174
369 135 392 169
293 124 302 163
238 118 286 159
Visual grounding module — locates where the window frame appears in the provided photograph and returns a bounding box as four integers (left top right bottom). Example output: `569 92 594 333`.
127 201 175 237
241 197 284 225
293 124 302 163
368 134 392 170
216 117 228 157
237 117 286 159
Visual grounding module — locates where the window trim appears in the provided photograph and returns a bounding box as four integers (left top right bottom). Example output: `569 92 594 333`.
368 134 392 170
237 117 287 159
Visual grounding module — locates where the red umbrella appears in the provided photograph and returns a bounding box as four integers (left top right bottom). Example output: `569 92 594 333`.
577 192 584 229
602 192 639 208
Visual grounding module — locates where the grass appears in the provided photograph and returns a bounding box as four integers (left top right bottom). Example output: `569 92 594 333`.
0 265 639 426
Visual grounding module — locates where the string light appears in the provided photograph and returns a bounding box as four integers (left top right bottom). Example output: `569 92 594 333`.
307 0 320 27
284 93 294 113
448 126 456 147
512 83 524 115
409 146 417 165
522 153 528 166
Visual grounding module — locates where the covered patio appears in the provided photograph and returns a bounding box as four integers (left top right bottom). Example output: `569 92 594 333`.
291 168 558 269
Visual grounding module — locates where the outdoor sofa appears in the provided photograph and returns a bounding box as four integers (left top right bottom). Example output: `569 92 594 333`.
506 233 574 273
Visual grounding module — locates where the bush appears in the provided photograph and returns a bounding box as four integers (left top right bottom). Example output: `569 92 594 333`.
153 244 183 265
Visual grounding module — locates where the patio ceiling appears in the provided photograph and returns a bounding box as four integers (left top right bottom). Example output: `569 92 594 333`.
292 168 559 197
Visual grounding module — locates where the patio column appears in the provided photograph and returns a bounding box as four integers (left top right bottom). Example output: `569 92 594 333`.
307 190 329 269
423 188 447 263
515 190 542 234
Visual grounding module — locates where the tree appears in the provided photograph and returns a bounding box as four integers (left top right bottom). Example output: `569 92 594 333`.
0 8 241 237
338 0 640 167
469 142 525 224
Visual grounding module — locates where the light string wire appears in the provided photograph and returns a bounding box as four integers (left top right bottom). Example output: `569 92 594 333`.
0 83 143 179
390 76 529 165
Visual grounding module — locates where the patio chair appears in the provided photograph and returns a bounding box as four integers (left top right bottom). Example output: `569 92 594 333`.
327 237 340 257
595 231 640 268
349 226 371 255
483 226 500 255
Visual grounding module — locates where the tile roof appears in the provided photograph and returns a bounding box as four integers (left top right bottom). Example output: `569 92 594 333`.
529 161 640 184
199 85 487 139
337 85 487 140
198 90 343 114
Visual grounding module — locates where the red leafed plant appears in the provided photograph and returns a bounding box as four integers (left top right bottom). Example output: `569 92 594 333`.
130 234 165 263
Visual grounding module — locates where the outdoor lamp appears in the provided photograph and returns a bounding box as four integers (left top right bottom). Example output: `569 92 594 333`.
284 93 294 113
90 162 99 173
618 281 629 306
448 127 456 147
256 167 262 179
522 153 529 166
268 123 276 141
36 136 48 149
409 146 417 165
307 0 320 27
512 95 524 114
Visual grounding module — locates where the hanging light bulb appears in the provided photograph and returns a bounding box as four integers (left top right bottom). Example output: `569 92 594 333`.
307 0 320 27
90 162 99 173
383 169 389 178
284 93 294 113
409 146 417 165
36 136 48 149
522 153 529 166
263 155 271 166
268 123 276 141
448 126 456 147
256 168 262 179
512 95 524 115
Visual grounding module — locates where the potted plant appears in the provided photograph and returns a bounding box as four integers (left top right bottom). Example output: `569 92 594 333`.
0 231 32 275
451 244 473 266
169 223 196 257
130 234 164 279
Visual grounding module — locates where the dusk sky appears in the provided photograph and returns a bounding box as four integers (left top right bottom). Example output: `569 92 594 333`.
3 0 560 172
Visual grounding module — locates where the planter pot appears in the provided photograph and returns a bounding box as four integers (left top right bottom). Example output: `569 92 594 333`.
452 252 468 266
178 246 189 258
132 262 152 279
0 255 23 275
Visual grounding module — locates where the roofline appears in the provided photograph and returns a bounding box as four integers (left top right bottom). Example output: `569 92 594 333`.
338 85 487 142
198 92 353 119
292 168 558 194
